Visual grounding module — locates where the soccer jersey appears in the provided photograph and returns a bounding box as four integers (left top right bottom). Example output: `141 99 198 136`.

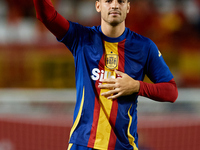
59 21 173 150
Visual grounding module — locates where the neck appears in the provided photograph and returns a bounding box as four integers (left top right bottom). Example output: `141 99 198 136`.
101 20 125 38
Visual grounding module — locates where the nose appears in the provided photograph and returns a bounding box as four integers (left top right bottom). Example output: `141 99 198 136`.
111 0 119 9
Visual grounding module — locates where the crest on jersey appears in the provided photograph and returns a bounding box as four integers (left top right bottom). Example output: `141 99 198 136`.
105 54 118 69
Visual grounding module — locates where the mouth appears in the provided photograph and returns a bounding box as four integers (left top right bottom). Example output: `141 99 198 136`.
109 11 121 16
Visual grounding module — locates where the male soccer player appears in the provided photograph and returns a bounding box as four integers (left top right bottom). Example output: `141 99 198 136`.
33 0 178 150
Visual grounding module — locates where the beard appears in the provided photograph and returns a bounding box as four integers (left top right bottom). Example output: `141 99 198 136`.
101 11 127 27
102 16 124 27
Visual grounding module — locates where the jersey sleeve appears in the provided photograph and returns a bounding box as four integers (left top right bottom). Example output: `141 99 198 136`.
138 40 178 102
145 40 173 83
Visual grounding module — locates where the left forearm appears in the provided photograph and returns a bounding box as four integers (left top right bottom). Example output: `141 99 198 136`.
138 79 178 103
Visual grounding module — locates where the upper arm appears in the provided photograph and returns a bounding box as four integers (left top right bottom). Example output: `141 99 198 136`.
145 41 173 83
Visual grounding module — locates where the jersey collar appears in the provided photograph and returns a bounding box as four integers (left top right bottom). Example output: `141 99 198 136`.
98 26 128 43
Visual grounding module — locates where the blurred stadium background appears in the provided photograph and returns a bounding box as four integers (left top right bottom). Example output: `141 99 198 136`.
0 0 200 150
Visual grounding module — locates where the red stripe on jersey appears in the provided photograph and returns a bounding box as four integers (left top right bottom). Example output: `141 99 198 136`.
87 95 100 147
87 46 105 147
118 39 126 72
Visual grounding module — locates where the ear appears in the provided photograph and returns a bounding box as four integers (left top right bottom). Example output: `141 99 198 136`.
95 1 101 12
127 2 130 13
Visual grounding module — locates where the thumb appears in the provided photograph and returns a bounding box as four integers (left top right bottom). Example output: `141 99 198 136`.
115 70 124 78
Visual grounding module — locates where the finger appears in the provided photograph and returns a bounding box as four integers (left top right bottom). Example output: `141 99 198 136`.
107 92 121 99
98 83 115 90
115 70 124 78
101 78 116 83
101 89 117 97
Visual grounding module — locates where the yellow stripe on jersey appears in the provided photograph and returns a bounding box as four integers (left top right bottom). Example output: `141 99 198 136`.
69 87 85 138
94 42 119 149
127 104 138 150
67 143 73 150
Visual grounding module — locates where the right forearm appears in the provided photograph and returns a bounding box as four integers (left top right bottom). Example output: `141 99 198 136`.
33 0 70 39
33 0 56 22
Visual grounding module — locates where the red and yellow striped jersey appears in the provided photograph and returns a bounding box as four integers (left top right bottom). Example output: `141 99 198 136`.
59 21 173 150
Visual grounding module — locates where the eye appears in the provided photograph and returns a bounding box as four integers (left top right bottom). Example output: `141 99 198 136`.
118 0 125 3
105 0 112 3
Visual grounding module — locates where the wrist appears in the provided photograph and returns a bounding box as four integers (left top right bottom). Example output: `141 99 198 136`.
130 79 140 94
136 80 140 93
